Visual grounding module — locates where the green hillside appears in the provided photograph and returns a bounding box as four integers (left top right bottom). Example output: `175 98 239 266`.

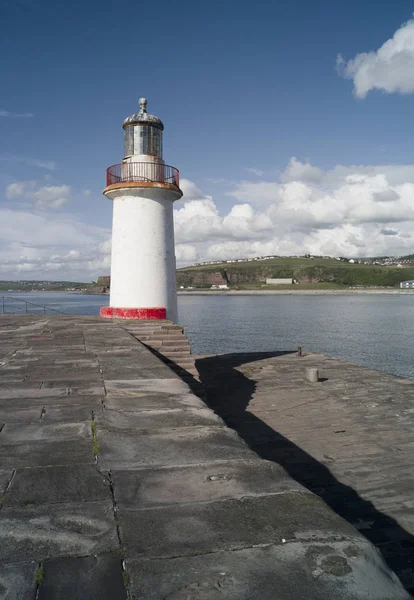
177 257 414 288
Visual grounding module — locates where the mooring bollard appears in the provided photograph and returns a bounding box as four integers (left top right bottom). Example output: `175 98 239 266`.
306 367 319 383
297 346 302 356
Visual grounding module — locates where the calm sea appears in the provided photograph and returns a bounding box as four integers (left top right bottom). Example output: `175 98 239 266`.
3 292 414 380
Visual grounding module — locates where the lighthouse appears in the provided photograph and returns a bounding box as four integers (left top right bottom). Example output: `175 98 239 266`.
100 98 182 323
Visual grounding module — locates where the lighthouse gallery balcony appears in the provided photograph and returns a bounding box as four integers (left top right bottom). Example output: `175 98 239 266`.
106 162 180 188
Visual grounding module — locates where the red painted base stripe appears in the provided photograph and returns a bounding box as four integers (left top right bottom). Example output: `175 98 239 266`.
100 306 166 320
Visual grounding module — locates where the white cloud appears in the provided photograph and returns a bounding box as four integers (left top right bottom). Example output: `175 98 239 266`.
180 178 207 201
6 181 71 209
0 206 110 280
338 19 414 98
0 155 56 170
171 159 414 263
33 185 71 209
174 189 272 245
281 157 323 184
0 109 33 118
175 243 197 262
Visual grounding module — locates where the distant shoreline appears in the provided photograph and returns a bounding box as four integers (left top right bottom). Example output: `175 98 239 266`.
177 289 414 296
5 288 414 297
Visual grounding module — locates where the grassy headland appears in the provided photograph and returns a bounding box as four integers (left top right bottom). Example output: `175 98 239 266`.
177 256 414 289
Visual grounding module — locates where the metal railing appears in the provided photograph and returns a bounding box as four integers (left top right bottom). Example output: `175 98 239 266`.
106 162 180 188
0 296 64 316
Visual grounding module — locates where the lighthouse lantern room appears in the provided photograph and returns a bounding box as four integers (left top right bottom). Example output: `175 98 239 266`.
100 98 182 323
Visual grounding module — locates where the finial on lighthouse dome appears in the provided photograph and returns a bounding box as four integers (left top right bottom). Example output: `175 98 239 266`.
123 97 164 130
139 97 147 114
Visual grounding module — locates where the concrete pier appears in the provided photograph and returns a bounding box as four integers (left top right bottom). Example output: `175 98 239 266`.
0 316 411 599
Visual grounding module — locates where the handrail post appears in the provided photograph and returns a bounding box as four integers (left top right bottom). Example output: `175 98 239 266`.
25 302 28 314
43 307 46 316
1 296 4 314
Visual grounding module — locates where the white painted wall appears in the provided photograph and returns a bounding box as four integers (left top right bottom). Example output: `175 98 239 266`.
266 278 294 285
106 186 180 322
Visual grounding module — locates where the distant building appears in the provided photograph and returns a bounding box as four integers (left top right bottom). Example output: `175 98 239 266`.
97 276 111 288
400 280 414 289
266 278 294 285
211 284 229 290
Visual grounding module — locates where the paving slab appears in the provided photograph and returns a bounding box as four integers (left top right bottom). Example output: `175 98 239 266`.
127 541 410 600
24 371 102 383
0 561 38 600
41 404 99 423
97 407 223 430
0 439 94 469
98 426 252 470
112 459 307 508
5 465 111 506
104 391 205 411
0 500 118 564
0 406 45 423
38 553 127 600
119 493 362 559
0 386 69 399
0 421 90 442
105 378 190 395
39 382 103 395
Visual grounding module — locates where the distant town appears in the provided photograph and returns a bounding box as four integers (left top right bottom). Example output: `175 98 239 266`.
189 253 414 268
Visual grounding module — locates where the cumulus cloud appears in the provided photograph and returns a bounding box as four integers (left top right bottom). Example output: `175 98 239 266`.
172 158 414 263
6 181 71 209
179 178 207 202
0 206 110 280
175 244 197 262
174 189 272 245
0 109 33 118
281 157 323 183
338 19 414 98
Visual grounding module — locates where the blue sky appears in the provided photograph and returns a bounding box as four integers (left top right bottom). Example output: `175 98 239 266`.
2 0 414 279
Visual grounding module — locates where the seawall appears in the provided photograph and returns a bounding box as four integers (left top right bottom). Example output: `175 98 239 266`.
0 315 410 599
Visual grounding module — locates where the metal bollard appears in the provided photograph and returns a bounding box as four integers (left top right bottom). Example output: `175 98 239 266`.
297 346 303 357
306 367 319 383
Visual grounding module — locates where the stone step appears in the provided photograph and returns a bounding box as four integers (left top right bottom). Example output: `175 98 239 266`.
164 355 195 365
160 345 191 353
143 341 163 350
140 340 190 352
163 344 191 352
173 362 197 371
159 339 190 347
179 369 200 378
137 332 186 341
160 352 194 365
128 329 163 336
160 326 184 333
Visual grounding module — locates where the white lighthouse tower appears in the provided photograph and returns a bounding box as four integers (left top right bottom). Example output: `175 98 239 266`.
100 98 182 322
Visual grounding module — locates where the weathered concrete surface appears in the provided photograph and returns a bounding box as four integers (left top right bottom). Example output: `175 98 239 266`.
197 350 414 596
0 316 410 599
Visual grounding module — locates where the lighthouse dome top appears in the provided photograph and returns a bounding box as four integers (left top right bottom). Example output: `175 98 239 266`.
122 98 164 131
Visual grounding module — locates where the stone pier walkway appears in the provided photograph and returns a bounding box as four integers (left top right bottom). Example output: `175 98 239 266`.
0 316 410 599
197 350 414 596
